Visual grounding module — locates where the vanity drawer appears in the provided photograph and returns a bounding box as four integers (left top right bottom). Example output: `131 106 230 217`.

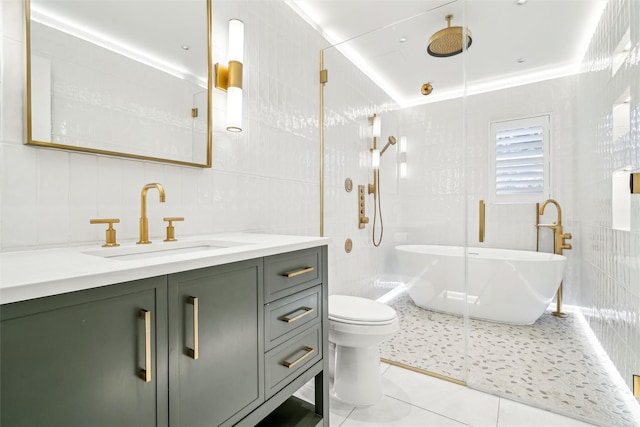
265 286 321 351
264 247 322 303
264 325 322 398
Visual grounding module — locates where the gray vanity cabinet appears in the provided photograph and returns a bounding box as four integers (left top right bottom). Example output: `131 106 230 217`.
0 244 328 427
168 259 265 427
0 276 168 427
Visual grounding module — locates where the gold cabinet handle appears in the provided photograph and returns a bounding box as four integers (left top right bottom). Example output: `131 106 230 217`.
280 307 314 323
138 310 152 383
90 218 120 247
281 266 314 278
282 346 315 369
187 297 199 360
478 200 485 243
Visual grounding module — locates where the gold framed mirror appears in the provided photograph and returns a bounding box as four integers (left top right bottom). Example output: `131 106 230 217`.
25 0 212 168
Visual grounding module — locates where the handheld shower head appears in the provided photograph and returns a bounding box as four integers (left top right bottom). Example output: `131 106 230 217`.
380 136 397 155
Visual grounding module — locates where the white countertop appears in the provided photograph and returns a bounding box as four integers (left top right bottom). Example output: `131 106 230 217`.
0 233 330 305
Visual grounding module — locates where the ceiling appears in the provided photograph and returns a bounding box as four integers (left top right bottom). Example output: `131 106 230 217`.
288 0 608 107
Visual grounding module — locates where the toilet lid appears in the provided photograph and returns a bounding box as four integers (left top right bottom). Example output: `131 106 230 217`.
328 295 397 324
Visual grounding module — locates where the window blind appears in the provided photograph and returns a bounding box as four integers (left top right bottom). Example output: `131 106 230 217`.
495 125 545 195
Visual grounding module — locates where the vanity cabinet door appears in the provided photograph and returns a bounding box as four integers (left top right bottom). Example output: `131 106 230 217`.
0 276 168 427
168 259 265 427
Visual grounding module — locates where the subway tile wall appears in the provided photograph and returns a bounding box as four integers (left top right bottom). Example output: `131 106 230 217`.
0 0 324 250
576 0 640 395
321 45 402 299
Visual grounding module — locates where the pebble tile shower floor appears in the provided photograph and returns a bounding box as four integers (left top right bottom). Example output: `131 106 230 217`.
380 292 640 427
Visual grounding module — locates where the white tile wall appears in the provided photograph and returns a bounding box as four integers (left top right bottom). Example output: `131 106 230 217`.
321 44 402 299
575 0 640 395
1 0 325 250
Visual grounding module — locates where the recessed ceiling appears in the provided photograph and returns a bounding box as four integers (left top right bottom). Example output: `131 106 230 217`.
288 0 607 107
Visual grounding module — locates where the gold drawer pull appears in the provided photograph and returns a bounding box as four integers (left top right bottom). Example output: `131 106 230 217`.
281 307 314 323
187 297 199 360
281 266 314 278
139 310 152 383
282 346 315 369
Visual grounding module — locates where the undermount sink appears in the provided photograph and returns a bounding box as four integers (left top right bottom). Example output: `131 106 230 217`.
83 240 248 261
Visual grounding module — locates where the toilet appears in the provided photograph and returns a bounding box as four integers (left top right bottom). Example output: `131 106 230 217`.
328 295 399 406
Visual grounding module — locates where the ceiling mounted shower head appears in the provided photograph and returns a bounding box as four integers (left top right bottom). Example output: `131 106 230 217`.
427 15 472 58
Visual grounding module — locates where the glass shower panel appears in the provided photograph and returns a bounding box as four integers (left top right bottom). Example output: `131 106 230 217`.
321 4 469 383
321 0 640 424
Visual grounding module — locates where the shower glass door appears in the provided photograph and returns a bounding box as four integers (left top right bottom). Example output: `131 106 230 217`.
320 3 469 384
321 1 640 425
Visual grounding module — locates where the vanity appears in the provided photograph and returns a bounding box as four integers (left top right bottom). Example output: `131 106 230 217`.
0 234 330 427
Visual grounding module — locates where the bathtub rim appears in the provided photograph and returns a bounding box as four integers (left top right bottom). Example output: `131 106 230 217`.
395 244 566 262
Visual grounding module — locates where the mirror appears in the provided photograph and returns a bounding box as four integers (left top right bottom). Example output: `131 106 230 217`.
25 0 212 168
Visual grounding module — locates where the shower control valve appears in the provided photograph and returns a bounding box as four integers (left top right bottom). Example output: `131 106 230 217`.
358 185 369 229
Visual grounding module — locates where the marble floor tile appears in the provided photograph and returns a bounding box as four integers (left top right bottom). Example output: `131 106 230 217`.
341 395 468 427
497 398 598 427
382 365 500 427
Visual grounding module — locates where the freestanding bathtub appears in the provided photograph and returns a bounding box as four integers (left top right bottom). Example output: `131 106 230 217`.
395 245 567 325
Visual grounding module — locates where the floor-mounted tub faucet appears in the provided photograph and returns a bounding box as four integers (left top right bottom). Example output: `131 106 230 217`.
137 183 166 244
536 198 572 317
537 199 572 254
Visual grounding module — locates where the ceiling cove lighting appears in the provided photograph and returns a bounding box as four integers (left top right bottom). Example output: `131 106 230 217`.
215 19 244 132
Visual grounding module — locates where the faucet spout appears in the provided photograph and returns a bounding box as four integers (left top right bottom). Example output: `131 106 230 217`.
538 198 562 225
137 183 166 244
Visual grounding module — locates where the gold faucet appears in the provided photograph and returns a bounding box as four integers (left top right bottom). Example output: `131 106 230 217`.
137 183 166 244
537 199 572 254
536 199 572 317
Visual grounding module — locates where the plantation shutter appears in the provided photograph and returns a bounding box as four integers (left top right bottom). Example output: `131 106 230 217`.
489 115 550 202
495 125 544 195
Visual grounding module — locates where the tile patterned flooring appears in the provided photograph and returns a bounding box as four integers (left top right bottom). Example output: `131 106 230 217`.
379 292 640 427
296 363 598 426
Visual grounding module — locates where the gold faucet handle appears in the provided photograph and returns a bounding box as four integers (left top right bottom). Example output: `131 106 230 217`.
562 233 572 240
90 218 120 247
163 217 184 242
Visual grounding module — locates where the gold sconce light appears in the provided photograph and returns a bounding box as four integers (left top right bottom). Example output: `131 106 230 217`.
215 19 244 132
398 136 407 180
367 114 397 247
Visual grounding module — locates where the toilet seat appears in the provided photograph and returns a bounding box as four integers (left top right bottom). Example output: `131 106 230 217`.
329 295 397 325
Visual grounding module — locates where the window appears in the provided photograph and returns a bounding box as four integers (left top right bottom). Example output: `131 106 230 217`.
489 115 550 203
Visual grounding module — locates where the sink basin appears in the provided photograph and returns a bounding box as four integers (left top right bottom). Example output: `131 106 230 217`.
83 240 247 261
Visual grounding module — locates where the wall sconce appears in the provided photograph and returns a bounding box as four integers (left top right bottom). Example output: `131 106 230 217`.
399 136 407 179
215 19 244 132
399 136 407 154
367 113 397 247
371 114 382 138
371 148 381 170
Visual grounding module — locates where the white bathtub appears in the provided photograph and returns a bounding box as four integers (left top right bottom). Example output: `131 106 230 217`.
395 245 567 325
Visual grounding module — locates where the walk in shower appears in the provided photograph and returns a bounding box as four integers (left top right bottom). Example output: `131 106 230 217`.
319 1 640 426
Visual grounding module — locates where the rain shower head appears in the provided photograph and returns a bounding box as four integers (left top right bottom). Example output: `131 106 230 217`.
427 15 472 58
380 136 397 155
